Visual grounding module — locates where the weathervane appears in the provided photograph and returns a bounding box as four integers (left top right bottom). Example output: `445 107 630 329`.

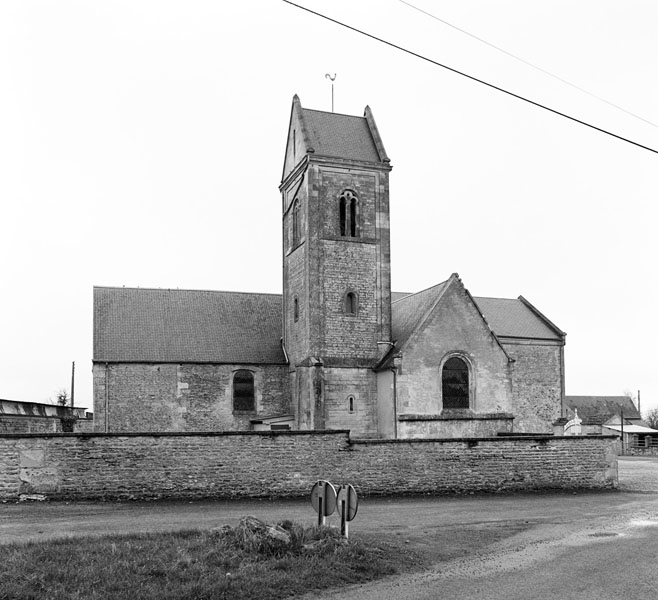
325 73 336 112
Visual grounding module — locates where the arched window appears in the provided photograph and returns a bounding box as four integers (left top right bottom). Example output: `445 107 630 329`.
233 370 255 411
347 395 355 413
338 191 358 237
350 196 357 236
293 296 299 322
442 357 469 409
291 199 300 247
344 291 357 314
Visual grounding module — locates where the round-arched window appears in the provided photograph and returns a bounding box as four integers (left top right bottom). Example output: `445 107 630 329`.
442 357 469 409
233 370 255 411
344 292 357 314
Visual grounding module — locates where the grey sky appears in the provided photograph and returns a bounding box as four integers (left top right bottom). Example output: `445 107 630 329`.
1 0 656 413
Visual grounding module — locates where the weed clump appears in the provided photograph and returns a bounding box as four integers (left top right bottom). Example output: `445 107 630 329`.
0 517 410 600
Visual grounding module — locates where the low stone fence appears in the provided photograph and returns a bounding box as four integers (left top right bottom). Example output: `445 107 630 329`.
0 431 618 501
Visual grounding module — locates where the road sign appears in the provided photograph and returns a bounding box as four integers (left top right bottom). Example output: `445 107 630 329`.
336 484 358 537
310 480 337 525
336 484 358 521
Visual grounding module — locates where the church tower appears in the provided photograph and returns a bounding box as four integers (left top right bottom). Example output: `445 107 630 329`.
280 95 392 435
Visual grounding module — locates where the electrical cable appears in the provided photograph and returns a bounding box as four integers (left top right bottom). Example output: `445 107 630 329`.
281 0 658 156
398 0 658 131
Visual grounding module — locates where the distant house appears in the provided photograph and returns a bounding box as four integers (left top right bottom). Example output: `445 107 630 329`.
0 398 93 434
559 395 658 451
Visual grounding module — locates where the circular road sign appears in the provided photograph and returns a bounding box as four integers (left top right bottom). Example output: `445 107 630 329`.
336 484 358 521
310 480 337 517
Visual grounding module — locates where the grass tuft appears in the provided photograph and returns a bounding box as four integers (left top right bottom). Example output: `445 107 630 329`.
0 518 415 600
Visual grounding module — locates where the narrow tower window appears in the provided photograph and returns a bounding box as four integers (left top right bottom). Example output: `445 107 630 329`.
338 191 358 237
344 292 357 314
347 395 355 413
339 196 347 236
442 357 469 409
350 197 357 236
233 370 255 411
292 198 300 247
293 296 299 322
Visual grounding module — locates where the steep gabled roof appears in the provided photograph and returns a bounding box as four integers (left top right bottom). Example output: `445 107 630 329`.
94 287 286 364
391 280 449 350
300 108 382 162
282 95 390 183
565 395 641 422
472 297 565 341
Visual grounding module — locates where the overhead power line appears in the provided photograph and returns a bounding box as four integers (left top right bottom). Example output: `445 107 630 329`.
398 0 658 131
282 0 658 156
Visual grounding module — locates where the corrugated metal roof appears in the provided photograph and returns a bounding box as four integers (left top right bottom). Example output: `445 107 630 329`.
473 297 562 340
604 424 658 434
301 108 382 162
93 287 286 364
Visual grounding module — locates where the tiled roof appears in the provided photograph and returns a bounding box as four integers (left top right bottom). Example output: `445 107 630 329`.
390 285 562 347
391 281 449 349
565 396 641 422
472 297 563 340
94 287 286 364
391 291 412 302
301 108 382 163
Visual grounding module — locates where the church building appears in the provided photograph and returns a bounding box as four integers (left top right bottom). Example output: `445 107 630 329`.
93 95 566 438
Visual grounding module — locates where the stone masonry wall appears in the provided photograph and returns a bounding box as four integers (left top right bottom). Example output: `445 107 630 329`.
0 416 94 434
0 431 617 501
397 281 513 419
93 363 290 433
323 367 378 436
504 341 563 433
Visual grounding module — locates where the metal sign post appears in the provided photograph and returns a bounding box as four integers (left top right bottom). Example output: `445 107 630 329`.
310 480 337 526
336 484 358 538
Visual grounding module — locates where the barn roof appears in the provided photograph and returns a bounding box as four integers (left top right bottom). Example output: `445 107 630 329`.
565 395 641 422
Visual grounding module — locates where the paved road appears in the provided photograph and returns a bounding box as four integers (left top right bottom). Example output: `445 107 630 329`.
307 457 658 600
1 457 657 599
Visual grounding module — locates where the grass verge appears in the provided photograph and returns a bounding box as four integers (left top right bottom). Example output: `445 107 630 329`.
0 518 418 600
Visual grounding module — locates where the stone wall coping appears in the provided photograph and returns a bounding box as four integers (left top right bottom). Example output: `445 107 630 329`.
350 434 618 445
398 412 514 422
0 429 351 440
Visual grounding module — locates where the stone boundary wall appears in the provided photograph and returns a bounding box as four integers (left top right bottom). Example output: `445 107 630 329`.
0 415 94 435
0 431 618 501
625 446 658 457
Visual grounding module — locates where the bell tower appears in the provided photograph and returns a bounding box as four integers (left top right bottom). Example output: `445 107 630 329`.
280 95 392 435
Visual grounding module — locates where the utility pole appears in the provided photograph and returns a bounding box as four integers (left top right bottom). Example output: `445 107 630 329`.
70 361 75 409
620 409 624 455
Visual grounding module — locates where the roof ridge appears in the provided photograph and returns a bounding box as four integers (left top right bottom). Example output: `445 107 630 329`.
472 295 517 301
302 107 366 119
391 278 450 304
94 286 283 297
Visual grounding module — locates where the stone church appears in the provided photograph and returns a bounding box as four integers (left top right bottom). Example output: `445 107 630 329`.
93 95 566 438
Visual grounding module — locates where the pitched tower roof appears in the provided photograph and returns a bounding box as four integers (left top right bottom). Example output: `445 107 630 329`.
281 95 390 183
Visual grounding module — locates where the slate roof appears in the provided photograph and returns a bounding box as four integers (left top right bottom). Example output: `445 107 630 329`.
301 108 382 163
565 396 641 422
472 297 564 340
391 281 449 349
93 287 286 364
390 284 564 349
95 283 563 364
